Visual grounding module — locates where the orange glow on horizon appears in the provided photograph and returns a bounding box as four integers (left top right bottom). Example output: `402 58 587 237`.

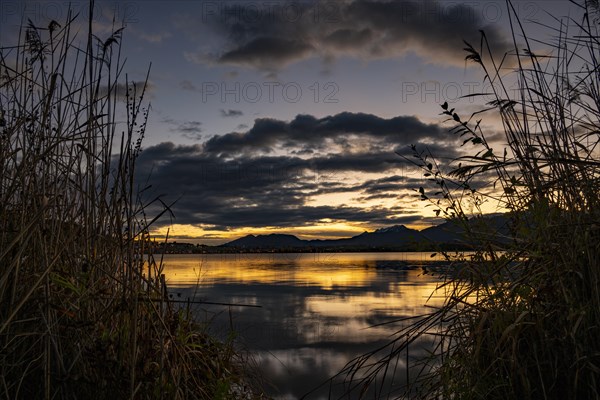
149 188 507 245
150 222 375 245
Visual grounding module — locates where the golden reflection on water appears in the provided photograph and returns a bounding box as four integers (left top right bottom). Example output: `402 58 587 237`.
307 280 446 318
161 252 450 398
162 252 446 288
162 253 447 330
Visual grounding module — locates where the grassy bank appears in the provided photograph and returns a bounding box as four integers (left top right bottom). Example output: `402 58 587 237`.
340 1 600 398
0 7 265 399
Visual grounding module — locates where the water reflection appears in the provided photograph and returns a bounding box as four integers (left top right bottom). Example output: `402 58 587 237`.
162 253 445 399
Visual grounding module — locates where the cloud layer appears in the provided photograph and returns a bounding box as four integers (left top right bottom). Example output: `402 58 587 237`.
136 111 465 231
188 0 513 71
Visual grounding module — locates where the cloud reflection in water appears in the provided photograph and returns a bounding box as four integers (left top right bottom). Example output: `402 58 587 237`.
162 252 446 399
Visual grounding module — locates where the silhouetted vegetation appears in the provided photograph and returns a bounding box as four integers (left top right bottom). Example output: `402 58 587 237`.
339 1 600 398
0 5 266 399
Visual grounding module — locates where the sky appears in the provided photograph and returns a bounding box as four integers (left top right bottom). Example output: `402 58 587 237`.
0 0 582 244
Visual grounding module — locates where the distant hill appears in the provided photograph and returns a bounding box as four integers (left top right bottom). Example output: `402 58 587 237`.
223 233 308 249
220 215 511 251
308 225 423 248
420 214 511 245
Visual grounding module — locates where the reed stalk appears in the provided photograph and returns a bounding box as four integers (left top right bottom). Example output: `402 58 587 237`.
0 5 265 399
337 1 600 398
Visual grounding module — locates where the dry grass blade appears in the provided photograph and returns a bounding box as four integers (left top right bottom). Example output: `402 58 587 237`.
0 4 267 399
337 1 600 398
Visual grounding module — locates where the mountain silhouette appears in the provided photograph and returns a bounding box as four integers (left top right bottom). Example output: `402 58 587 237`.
220 215 511 250
224 233 308 248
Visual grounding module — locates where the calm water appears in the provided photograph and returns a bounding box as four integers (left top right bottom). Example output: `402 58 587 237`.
162 252 447 399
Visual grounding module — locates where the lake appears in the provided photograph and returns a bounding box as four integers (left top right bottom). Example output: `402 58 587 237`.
161 252 448 399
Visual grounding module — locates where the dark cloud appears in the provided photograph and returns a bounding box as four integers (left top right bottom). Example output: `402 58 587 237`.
218 37 314 69
323 28 374 49
136 145 420 229
162 118 203 140
357 175 423 194
204 118 288 154
136 111 463 231
190 0 514 71
220 109 244 118
204 112 446 155
177 121 203 134
356 192 403 202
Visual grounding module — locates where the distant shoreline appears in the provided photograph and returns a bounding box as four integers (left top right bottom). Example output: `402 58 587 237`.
148 243 482 254
149 215 509 254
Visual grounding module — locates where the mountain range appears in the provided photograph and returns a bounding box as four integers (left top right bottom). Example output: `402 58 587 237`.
221 215 510 251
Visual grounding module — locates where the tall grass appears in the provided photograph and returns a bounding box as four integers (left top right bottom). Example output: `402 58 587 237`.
338 1 600 398
0 6 264 399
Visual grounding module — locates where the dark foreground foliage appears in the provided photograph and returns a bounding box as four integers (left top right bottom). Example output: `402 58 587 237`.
0 5 266 399
337 1 600 399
